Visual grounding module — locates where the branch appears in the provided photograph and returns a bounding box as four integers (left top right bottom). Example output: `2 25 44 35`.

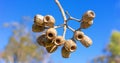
65 11 81 22
55 0 67 21
55 0 67 39
67 25 75 32
54 24 64 29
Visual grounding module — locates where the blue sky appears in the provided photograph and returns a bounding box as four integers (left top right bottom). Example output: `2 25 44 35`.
0 0 120 63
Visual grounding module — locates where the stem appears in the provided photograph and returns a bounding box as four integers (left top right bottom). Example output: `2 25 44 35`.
54 24 64 29
55 0 67 39
67 25 75 32
55 0 67 21
65 11 81 22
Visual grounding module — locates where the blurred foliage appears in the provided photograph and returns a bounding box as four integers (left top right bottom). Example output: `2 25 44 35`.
90 31 120 63
0 21 52 63
109 31 120 56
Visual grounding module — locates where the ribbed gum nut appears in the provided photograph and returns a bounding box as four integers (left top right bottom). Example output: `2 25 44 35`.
46 28 57 40
82 10 95 22
52 36 65 46
74 31 84 40
80 35 92 47
46 45 58 53
32 24 44 32
80 20 93 29
43 15 55 27
64 40 77 52
61 46 71 58
44 40 54 48
34 14 44 26
37 34 53 47
37 34 46 46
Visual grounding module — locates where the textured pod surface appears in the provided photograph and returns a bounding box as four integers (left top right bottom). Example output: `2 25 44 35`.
74 31 84 40
64 40 77 52
46 28 57 40
43 15 55 27
44 40 54 48
32 24 44 32
46 45 58 53
34 14 44 26
82 10 95 22
80 21 93 29
37 34 46 46
37 34 54 47
80 35 92 47
61 47 71 58
52 36 65 46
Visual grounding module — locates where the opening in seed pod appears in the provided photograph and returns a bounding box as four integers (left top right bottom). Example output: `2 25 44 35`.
48 33 53 37
46 16 50 21
71 46 76 51
56 39 61 44
89 11 95 17
78 34 83 39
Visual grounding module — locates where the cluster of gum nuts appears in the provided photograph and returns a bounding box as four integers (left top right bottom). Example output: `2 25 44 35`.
32 10 95 58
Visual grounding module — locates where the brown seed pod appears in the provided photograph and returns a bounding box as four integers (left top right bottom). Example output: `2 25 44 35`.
32 24 44 32
80 20 93 29
74 31 84 41
64 40 77 52
44 41 55 48
43 15 55 27
61 46 71 58
37 34 54 47
82 10 95 22
80 35 92 48
52 36 65 46
37 34 46 46
34 14 44 26
46 45 58 53
46 28 57 40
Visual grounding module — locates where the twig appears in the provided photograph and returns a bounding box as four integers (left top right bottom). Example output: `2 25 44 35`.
54 24 64 29
65 11 81 22
55 0 67 39
55 0 67 21
67 25 75 32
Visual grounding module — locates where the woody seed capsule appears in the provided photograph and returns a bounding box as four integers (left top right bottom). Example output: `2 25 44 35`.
46 28 57 40
80 35 92 47
37 34 54 47
64 40 77 52
80 20 93 29
61 46 71 58
74 31 84 40
52 36 65 46
46 45 58 53
43 15 55 27
34 14 44 26
32 24 44 32
82 10 95 22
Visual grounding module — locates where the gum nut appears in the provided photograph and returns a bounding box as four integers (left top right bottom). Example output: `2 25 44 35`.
64 40 77 52
46 28 57 40
80 21 93 29
82 10 95 22
46 45 58 53
74 31 84 40
52 36 65 46
43 15 55 27
34 14 44 26
61 46 71 58
32 24 44 32
44 40 55 48
37 34 46 46
80 35 92 47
